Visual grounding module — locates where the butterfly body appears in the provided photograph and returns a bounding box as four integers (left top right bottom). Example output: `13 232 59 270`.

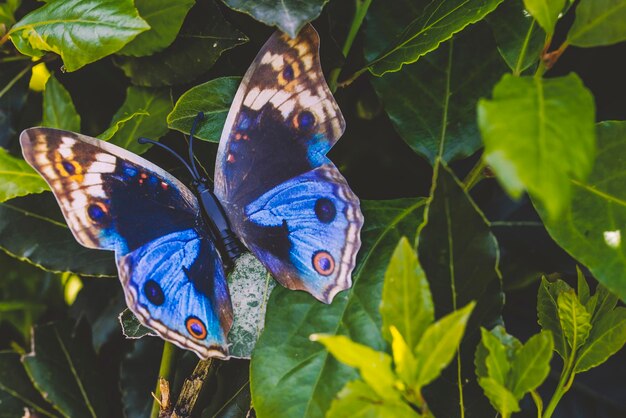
20 24 363 359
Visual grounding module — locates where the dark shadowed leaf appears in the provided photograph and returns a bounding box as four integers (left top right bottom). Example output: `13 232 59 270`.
119 309 157 339
0 148 48 202
0 192 116 276
567 0 626 47
22 319 108 417
487 0 545 73
417 163 503 418
326 380 420 418
537 277 571 359
0 0 19 28
120 338 162 418
478 73 596 219
100 86 172 154
42 75 80 131
381 237 433 349
535 121 626 301
212 382 252 418
0 62 29 148
0 351 55 418
118 0 195 57
222 0 329 38
116 0 247 87
365 0 504 76
9 0 149 71
251 198 426 418
167 77 241 142
371 24 507 164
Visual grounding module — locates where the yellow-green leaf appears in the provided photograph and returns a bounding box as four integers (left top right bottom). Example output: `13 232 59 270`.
478 377 521 416
567 0 626 47
0 148 48 203
558 290 592 351
522 0 566 35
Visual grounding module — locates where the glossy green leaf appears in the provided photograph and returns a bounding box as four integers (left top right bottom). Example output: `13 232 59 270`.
558 290 592 350
478 377 520 416
537 277 571 359
326 380 420 418
251 198 426 418
509 331 553 399
389 326 418 387
101 87 172 154
97 111 149 141
487 0 545 73
118 0 195 57
119 309 156 339
22 319 108 417
116 0 247 87
167 77 240 142
567 0 626 47
310 334 399 400
592 284 619 322
381 237 433 349
366 0 504 76
42 75 80 131
0 193 116 276
478 73 596 219
9 0 149 71
0 147 48 202
371 24 507 164
0 351 54 418
222 0 329 38
574 307 626 373
414 302 475 388
535 121 626 301
480 327 511 385
523 0 565 35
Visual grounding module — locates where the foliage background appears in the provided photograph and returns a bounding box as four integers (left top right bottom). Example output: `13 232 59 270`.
0 0 625 417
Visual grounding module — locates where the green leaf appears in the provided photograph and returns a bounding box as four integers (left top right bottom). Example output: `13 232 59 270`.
97 111 149 141
577 266 591 305
0 193 116 276
487 0 545 73
567 0 626 47
478 73 596 219
0 147 48 203
42 75 80 131
592 284 619 322
119 338 161 418
228 253 276 359
310 334 399 400
9 0 149 71
537 277 571 359
116 0 247 87
509 331 553 399
250 198 426 418
574 307 626 373
522 0 566 35
558 290 592 350
222 0 329 38
167 77 240 142
381 237 433 349
366 0 504 76
119 309 157 339
480 328 511 385
0 0 20 28
534 121 626 301
101 87 172 154
389 326 418 387
478 377 521 416
326 380 420 418
118 0 195 57
22 319 108 417
0 351 54 418
371 24 507 164
414 302 476 388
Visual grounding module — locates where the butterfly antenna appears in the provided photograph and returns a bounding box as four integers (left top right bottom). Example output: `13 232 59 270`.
188 112 204 180
137 137 200 182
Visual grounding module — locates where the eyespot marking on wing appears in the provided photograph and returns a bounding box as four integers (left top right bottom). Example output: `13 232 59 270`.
312 250 335 276
186 316 208 340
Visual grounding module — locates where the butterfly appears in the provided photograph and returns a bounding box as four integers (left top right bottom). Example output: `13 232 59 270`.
19 24 363 359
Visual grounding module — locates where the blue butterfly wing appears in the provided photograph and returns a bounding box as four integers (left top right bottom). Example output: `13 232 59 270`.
213 25 363 303
20 128 232 358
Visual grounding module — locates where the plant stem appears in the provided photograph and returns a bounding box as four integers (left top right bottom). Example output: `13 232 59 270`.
543 354 576 418
530 390 543 418
0 55 31 63
463 158 487 191
150 342 177 418
328 0 373 92
171 359 216 418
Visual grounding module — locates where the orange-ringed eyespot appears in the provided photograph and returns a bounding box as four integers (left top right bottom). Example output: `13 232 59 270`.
312 251 335 276
144 280 164 306
186 316 207 340
61 161 76 175
315 198 336 223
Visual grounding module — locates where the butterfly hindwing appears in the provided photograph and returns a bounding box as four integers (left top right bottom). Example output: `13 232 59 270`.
213 25 363 303
20 128 232 358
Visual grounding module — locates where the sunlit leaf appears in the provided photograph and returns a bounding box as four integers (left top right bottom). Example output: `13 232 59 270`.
326 380 420 418
509 331 553 398
574 307 626 373
478 377 520 416
522 0 565 35
558 290 592 350
0 147 47 202
567 0 626 47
